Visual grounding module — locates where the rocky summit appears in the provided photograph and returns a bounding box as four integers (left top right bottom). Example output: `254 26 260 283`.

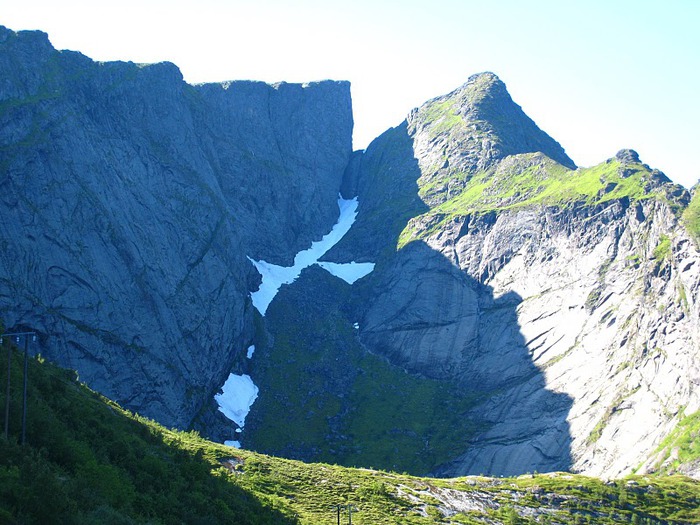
1 25 699 481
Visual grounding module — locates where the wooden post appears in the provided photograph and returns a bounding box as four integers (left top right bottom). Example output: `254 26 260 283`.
21 336 28 445
3 338 10 440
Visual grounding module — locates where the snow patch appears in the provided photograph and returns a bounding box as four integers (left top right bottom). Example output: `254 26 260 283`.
317 261 375 284
224 440 241 448
249 196 373 315
246 345 255 359
215 373 259 429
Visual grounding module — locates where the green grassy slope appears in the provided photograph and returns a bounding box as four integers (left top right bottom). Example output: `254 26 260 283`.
0 339 296 525
645 408 700 477
400 154 683 248
683 186 700 243
1 339 699 524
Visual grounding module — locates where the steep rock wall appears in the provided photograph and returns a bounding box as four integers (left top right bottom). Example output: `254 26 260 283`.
0 26 352 428
400 198 700 477
2 24 698 479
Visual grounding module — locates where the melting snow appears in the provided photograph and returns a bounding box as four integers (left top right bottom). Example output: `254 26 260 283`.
226 196 374 447
215 373 259 430
317 261 375 284
248 196 375 315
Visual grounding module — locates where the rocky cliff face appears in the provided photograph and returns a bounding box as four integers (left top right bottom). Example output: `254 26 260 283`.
333 73 700 477
0 26 352 428
414 195 700 478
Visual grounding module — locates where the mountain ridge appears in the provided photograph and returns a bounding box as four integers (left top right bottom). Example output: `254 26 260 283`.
0 25 352 429
303 72 700 479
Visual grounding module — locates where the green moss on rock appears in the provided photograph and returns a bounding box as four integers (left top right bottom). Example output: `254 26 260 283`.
683 185 700 243
399 155 672 248
647 409 700 476
652 234 672 261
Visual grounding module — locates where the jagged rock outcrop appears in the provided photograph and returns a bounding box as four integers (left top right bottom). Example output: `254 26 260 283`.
0 26 352 427
408 72 575 181
330 72 576 263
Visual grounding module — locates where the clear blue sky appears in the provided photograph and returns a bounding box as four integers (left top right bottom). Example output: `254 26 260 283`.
5 0 699 187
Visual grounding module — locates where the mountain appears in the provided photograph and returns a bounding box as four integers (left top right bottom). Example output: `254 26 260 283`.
328 76 700 478
2 24 700 482
0 26 352 429
247 72 700 479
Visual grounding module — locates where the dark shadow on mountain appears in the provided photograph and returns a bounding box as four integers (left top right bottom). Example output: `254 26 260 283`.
257 118 573 476
246 265 494 475
331 120 571 476
358 240 573 476
323 120 430 263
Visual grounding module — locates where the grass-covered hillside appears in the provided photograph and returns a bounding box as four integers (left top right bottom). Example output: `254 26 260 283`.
400 153 688 249
645 408 700 479
0 336 296 525
683 185 700 243
2 334 700 524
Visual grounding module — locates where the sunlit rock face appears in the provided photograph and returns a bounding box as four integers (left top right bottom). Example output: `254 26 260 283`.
331 72 699 477
406 198 700 478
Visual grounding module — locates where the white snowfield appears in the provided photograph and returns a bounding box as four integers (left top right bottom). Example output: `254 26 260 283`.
317 261 375 284
215 373 259 448
248 196 375 315
218 196 374 448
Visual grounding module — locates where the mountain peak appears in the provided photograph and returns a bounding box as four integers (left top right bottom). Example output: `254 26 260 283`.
615 148 641 164
0 26 54 56
468 71 501 82
406 72 576 203
464 71 506 93
445 72 511 115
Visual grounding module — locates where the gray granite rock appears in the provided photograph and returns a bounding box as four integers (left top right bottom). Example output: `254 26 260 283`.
336 74 700 478
3 25 699 480
0 26 352 428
